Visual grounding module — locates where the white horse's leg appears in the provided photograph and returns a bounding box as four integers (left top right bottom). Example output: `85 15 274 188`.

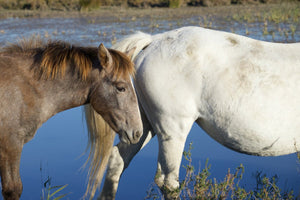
154 118 195 200
99 111 154 200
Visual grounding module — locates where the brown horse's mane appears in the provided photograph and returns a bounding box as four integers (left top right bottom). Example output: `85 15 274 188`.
2 36 135 80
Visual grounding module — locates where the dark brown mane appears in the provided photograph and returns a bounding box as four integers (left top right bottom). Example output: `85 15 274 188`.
2 37 135 80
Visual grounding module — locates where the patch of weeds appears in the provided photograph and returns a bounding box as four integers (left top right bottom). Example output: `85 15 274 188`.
252 171 293 200
145 182 162 200
145 143 298 200
169 0 182 8
229 4 300 25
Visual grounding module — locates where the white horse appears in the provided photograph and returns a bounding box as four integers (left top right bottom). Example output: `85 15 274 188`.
93 26 300 199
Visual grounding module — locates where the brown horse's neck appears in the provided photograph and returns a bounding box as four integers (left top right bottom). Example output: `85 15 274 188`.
41 75 91 115
14 53 93 127
33 67 92 124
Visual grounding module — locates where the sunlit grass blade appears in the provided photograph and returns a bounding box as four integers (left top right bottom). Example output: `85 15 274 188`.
48 184 68 199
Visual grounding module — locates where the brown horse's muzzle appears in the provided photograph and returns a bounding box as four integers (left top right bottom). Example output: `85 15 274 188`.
118 128 143 144
119 111 143 144
101 109 143 144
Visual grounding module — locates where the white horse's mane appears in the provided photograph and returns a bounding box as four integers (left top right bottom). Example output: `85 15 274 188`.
112 31 153 61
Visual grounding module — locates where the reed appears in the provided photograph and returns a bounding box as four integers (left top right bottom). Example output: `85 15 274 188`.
40 164 69 200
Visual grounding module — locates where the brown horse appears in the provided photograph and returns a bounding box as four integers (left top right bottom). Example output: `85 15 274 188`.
0 37 143 200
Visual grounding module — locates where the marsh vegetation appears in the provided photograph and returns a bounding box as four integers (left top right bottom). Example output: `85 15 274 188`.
0 0 299 10
146 143 300 199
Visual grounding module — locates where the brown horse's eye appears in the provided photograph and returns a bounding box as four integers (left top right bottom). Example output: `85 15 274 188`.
116 86 126 92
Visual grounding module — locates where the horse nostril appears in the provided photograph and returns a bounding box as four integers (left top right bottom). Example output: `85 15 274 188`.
133 130 142 141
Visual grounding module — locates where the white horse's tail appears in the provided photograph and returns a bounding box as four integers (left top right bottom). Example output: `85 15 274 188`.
112 31 153 61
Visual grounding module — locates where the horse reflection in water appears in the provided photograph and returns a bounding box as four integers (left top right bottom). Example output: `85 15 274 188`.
0 37 143 200
87 26 300 199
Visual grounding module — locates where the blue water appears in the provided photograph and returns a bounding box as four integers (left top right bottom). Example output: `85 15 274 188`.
0 12 299 199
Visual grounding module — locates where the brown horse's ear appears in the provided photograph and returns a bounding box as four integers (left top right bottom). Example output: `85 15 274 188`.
98 43 113 72
125 47 136 60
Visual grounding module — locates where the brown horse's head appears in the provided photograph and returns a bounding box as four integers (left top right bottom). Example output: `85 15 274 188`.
89 44 142 144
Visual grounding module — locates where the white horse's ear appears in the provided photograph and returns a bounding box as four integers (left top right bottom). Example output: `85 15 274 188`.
125 47 136 60
98 43 113 71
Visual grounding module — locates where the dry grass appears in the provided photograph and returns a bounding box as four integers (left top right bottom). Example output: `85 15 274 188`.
0 0 299 11
0 1 299 22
